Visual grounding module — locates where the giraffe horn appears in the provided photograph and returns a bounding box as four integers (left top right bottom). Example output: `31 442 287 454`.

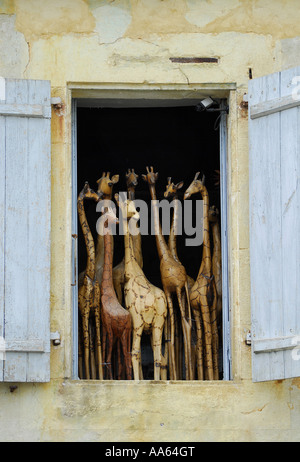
167 177 171 185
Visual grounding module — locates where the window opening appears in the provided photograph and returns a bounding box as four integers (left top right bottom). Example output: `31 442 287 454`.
73 100 229 381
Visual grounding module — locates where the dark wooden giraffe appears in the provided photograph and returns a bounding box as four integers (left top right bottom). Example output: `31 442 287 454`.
184 172 219 380
100 207 132 380
143 167 193 380
77 182 103 380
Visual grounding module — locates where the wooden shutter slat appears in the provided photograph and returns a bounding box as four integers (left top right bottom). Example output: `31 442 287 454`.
0 114 5 382
0 79 51 383
250 94 300 119
249 66 300 382
0 103 51 118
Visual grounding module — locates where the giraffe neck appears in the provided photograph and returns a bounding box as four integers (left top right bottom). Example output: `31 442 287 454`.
123 217 138 278
101 224 115 294
168 196 180 262
127 186 135 201
149 184 170 261
78 196 95 281
197 187 212 279
95 193 113 278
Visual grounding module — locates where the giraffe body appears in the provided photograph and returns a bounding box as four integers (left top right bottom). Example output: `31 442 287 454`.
100 208 132 380
77 182 103 380
184 172 219 380
116 194 167 381
143 167 193 381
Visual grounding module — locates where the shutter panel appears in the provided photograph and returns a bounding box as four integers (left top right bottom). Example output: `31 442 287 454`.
0 79 51 382
249 66 300 382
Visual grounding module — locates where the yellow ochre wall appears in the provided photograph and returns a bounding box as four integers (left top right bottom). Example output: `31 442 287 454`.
1 0 300 442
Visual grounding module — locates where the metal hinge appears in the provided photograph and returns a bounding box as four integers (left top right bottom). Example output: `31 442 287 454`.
245 331 251 345
50 331 61 346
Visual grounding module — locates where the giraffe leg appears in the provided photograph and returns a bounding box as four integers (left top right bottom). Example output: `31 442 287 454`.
210 281 219 380
177 287 193 380
78 319 83 379
160 317 168 380
131 324 144 380
193 309 204 380
198 290 214 381
121 330 132 380
82 313 90 380
102 326 107 379
89 321 96 380
152 325 163 381
93 284 103 380
106 327 114 380
164 290 177 380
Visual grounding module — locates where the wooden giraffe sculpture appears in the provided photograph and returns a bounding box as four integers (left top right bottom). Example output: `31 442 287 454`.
77 182 103 380
209 205 222 324
95 172 119 287
164 177 195 293
116 193 168 380
113 169 143 303
100 207 132 380
164 177 196 377
143 167 193 380
184 172 219 380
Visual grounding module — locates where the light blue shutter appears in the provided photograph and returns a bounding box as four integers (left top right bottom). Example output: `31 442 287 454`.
249 66 300 382
0 79 51 382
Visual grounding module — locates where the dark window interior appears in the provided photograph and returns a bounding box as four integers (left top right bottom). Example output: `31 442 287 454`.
76 104 222 380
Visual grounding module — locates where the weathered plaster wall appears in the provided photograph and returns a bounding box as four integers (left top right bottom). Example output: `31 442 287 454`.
0 0 300 442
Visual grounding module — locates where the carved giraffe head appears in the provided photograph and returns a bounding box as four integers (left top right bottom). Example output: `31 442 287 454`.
96 172 119 199
142 166 159 186
126 169 139 188
183 172 206 200
164 177 184 199
115 193 140 221
208 205 219 223
126 169 139 200
78 181 103 202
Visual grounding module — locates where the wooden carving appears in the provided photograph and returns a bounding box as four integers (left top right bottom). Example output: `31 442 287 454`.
95 172 119 287
77 182 103 380
164 177 195 293
184 172 219 380
116 193 167 380
209 205 222 324
100 207 132 380
113 169 143 303
143 167 193 380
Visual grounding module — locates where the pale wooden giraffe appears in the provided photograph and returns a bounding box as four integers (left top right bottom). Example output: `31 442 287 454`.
184 172 219 380
113 169 143 304
115 193 168 381
100 207 132 380
143 167 193 380
77 182 103 380
209 205 222 324
164 177 196 377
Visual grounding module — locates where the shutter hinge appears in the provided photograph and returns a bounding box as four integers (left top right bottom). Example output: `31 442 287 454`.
50 331 61 346
245 330 251 346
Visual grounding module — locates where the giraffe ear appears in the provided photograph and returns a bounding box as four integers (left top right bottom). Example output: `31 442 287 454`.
176 181 184 190
142 174 147 182
111 174 119 184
